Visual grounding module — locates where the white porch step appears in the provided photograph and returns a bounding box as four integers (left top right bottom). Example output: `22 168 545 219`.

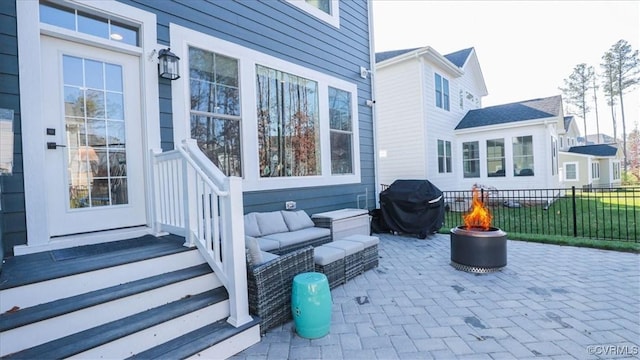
0 235 260 359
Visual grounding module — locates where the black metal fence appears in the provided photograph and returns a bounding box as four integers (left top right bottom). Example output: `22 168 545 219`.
440 187 639 242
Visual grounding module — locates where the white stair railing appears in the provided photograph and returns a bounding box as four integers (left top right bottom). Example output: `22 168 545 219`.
151 139 252 327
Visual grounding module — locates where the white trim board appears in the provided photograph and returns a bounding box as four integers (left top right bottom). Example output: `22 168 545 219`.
16 0 160 251
170 23 361 192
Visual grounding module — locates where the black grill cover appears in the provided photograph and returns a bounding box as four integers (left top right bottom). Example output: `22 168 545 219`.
380 180 445 238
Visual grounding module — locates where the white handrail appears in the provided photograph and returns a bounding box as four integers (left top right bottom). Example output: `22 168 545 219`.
151 139 252 328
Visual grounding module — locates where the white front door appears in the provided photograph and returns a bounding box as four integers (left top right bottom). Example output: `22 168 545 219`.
41 35 146 237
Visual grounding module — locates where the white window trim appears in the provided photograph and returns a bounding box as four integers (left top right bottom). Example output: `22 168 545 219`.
286 0 340 28
17 0 159 247
169 24 360 192
564 162 579 181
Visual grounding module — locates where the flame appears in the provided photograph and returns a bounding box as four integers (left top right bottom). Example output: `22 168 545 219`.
463 187 492 230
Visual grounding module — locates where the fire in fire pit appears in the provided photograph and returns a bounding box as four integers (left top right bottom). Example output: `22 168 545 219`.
450 186 507 273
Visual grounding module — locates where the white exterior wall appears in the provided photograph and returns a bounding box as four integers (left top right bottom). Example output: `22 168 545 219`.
454 121 559 191
376 59 426 186
422 61 470 191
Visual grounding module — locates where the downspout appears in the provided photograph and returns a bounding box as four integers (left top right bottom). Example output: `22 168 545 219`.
367 0 380 208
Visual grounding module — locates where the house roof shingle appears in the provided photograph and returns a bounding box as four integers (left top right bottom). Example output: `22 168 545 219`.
375 47 473 68
455 95 563 130
567 144 618 156
375 48 421 63
444 48 473 67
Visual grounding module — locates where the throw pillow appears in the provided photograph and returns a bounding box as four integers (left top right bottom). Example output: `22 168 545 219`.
255 212 289 236
245 236 263 265
244 213 262 237
281 210 315 231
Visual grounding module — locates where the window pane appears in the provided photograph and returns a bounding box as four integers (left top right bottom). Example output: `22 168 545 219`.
190 115 242 177
463 141 479 178
329 87 353 174
63 56 84 86
110 22 138 46
513 136 534 176
78 11 109 39
256 65 320 177
306 0 331 14
487 139 505 177
443 78 450 111
329 87 352 131
85 60 104 90
40 2 75 30
105 64 123 92
330 132 352 174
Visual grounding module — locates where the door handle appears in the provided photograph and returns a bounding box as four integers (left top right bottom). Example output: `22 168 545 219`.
47 142 67 150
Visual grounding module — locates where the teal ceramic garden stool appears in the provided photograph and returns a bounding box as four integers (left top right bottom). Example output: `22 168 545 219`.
291 272 332 338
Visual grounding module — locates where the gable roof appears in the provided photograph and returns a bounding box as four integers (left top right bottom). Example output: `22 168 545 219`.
444 48 473 67
375 47 473 68
564 116 574 131
375 48 421 63
455 95 563 130
567 144 618 156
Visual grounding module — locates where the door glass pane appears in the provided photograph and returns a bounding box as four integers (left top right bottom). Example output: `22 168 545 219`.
63 55 129 209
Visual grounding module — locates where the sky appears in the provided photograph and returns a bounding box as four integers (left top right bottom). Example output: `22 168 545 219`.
371 0 640 140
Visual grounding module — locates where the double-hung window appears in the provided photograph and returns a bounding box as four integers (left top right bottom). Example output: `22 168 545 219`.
435 73 449 111
486 139 505 177
513 135 534 176
329 87 353 174
591 162 600 179
462 141 479 178
189 47 242 176
437 139 452 173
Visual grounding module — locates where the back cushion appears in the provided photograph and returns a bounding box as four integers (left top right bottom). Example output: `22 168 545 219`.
281 210 315 231
255 211 289 236
244 213 262 237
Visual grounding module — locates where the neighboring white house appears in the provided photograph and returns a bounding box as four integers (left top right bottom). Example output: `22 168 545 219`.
558 116 622 188
374 47 488 191
375 46 564 191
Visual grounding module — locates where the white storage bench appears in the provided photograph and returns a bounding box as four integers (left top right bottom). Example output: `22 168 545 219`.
311 208 370 239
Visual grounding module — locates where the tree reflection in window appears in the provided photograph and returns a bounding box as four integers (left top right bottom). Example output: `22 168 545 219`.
256 65 320 177
188 47 242 176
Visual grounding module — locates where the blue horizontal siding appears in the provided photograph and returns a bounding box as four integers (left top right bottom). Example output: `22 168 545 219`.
0 0 21 256
1 0 375 256
123 0 376 215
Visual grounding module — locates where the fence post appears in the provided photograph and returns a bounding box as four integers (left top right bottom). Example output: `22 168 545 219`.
571 186 577 237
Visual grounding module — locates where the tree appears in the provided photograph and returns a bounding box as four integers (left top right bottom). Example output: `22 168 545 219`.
628 123 640 178
603 39 640 172
600 52 618 141
560 64 595 141
592 76 601 143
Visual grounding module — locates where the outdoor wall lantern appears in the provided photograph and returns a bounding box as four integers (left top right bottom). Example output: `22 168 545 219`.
158 48 180 80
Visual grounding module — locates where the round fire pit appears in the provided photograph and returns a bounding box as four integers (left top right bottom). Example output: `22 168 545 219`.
450 226 507 273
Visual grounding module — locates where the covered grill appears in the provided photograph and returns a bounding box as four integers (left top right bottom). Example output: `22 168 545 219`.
379 179 445 239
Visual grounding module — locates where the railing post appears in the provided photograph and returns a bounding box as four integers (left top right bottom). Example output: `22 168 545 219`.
571 186 577 237
182 147 197 247
150 149 164 235
222 176 252 327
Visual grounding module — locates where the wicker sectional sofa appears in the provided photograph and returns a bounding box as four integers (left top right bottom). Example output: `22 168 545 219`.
244 210 332 255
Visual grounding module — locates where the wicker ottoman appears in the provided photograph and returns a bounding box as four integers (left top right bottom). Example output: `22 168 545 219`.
342 234 379 271
325 240 364 281
313 245 346 289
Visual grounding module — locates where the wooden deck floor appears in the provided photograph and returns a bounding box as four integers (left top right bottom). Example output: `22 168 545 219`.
0 234 187 290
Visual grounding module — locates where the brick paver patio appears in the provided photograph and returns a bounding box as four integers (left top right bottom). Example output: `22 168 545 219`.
232 233 640 359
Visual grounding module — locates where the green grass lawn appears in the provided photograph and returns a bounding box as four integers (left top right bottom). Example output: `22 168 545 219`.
441 188 639 253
